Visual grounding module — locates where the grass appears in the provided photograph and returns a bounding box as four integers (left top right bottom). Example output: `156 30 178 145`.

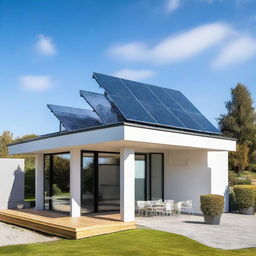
0 229 255 256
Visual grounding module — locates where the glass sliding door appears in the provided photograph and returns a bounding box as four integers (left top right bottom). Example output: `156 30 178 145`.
81 151 120 213
98 153 120 212
150 153 164 201
44 153 70 213
44 155 51 210
81 153 95 213
135 154 146 201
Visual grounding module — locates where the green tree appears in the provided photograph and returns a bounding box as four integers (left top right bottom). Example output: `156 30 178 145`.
218 83 256 144
0 131 37 197
218 83 256 172
229 144 249 172
0 131 14 157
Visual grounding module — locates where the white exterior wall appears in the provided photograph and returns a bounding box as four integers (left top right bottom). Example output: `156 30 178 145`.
165 150 229 214
0 158 24 209
120 148 135 222
70 149 81 217
208 151 229 212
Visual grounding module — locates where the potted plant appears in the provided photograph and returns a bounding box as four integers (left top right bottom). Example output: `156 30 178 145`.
233 185 256 215
200 194 224 225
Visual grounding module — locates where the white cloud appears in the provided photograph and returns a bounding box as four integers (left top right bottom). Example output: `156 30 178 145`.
34 34 57 56
212 36 256 69
166 0 181 13
109 22 233 64
19 75 53 92
113 69 155 81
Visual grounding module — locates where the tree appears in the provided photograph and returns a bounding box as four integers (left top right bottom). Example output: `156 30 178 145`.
218 83 256 172
0 131 14 158
229 144 249 172
0 131 37 197
218 83 256 144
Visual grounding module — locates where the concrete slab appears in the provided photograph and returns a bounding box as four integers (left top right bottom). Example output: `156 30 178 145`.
136 213 256 249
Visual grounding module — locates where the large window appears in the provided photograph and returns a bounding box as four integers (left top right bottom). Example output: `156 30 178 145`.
44 153 70 213
98 153 120 212
150 153 164 201
135 154 147 201
81 152 120 213
81 153 95 214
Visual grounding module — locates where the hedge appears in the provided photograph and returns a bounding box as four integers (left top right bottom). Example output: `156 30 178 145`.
200 194 224 216
233 185 256 209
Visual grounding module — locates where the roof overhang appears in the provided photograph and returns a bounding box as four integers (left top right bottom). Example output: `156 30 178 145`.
8 122 236 155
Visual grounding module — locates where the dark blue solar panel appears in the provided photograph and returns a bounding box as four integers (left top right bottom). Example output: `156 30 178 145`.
80 90 123 123
190 112 219 133
93 73 220 134
146 84 184 111
93 73 156 123
48 104 103 131
164 89 200 114
123 79 184 128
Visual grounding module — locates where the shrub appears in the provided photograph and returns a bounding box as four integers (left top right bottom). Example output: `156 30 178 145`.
233 185 256 209
200 194 224 216
229 170 252 186
247 163 256 173
229 188 238 212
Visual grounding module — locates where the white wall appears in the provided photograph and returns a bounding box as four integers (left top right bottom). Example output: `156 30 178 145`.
165 150 229 214
208 151 229 212
0 158 25 209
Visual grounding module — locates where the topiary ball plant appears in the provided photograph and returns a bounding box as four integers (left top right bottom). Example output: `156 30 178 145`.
200 194 224 217
233 185 256 214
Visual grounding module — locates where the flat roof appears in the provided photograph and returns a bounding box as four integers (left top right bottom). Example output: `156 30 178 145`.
8 120 236 147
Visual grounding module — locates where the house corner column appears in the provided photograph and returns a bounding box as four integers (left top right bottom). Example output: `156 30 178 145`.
35 153 44 210
70 149 81 217
120 148 135 222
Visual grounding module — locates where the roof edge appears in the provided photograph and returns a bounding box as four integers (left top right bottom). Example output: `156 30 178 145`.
8 121 236 148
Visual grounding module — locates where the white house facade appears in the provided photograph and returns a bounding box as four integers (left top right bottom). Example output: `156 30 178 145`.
8 73 236 222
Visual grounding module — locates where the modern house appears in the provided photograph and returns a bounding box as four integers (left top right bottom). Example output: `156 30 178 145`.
8 72 236 223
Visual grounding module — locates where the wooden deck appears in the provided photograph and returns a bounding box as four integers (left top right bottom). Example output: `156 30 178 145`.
0 209 136 239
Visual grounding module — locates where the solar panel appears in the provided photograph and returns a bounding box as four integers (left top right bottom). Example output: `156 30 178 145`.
123 79 184 127
93 73 156 124
93 73 220 134
80 90 123 123
47 104 103 131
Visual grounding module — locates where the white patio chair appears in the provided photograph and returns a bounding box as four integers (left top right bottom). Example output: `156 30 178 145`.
175 202 183 216
164 200 174 204
145 201 154 216
136 201 146 216
181 200 194 215
163 202 174 216
154 202 165 216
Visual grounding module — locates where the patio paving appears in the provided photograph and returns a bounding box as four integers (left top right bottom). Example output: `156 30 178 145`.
136 213 256 249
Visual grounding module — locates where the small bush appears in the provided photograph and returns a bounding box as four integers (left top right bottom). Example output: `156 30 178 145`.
229 188 238 212
247 163 256 173
200 194 224 216
233 185 256 209
229 171 252 186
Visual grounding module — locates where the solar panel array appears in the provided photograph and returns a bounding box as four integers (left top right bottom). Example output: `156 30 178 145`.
93 73 219 134
80 90 122 123
47 73 219 134
47 104 103 131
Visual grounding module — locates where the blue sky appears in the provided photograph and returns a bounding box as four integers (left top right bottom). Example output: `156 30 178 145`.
0 0 256 137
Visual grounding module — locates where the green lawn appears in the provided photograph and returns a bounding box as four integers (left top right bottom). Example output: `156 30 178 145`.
0 229 255 256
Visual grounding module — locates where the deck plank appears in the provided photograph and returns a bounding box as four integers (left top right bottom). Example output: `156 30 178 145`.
0 209 136 239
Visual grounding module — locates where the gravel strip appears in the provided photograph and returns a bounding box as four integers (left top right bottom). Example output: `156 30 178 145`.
0 221 59 247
